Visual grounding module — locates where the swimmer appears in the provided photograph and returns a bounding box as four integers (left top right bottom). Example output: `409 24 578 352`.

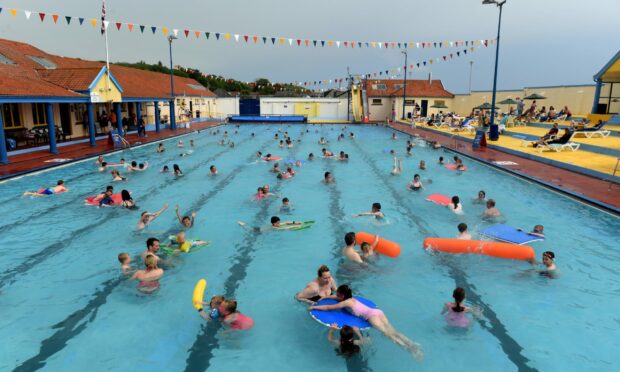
168 231 208 254
407 174 423 191
529 224 545 237
482 199 501 218
177 140 184 148
157 143 165 153
254 187 266 200
296 265 337 304
438 156 445 165
136 204 169 230
95 155 105 164
111 169 126 181
91 185 113 204
308 153 315 161
229 141 235 148
179 151 193 157
141 237 161 263
256 151 263 158
23 180 68 197
271 162 281 173
198 295 225 320
98 189 115 207
360 238 379 259
337 151 346 161
441 287 472 328
209 165 218 176
237 216 303 232
319 137 327 145
349 132 355 138
419 160 426 170
391 132 398 140
473 190 486 204
176 204 196 228
310 285 423 360
457 223 471 240
391 158 403 175
98 162 108 172
448 196 463 215
280 197 292 211
528 251 557 278
219 299 254 330
322 148 334 157
406 145 413 156
131 255 163 293
160 165 170 173
327 324 369 357
352 202 385 219
262 184 274 197
120 189 135 209
117 252 132 275
324 171 335 184
279 140 285 148
190 140 195 147
455 159 465 171
342 232 378 265
173 164 183 177
432 141 441 149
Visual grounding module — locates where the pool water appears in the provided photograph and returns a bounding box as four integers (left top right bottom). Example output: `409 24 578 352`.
1 124 619 372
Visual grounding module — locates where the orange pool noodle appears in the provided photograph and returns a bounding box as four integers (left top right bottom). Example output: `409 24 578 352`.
356 231 401 258
423 238 535 261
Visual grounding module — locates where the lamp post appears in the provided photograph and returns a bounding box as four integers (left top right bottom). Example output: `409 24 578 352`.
401 50 408 120
168 35 178 130
468 61 474 94
482 0 506 141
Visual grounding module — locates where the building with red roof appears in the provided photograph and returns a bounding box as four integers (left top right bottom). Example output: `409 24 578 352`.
0 38 215 163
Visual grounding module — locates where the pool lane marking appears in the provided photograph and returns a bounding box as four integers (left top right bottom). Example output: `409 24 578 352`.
183 126 306 372
0 131 236 235
10 134 275 370
0 135 256 289
350 138 538 372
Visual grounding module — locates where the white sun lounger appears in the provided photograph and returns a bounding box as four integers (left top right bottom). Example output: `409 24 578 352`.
536 142 580 152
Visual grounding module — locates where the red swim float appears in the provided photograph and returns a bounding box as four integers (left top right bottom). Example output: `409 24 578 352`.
355 231 401 258
426 194 451 206
445 164 467 171
423 238 535 261
84 193 123 206
263 156 282 161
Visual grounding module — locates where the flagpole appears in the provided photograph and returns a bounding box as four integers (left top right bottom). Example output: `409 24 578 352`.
102 0 111 101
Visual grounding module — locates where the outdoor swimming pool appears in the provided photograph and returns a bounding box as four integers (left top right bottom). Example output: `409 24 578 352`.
1 124 619 372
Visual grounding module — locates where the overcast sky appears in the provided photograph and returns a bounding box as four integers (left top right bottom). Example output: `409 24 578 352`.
0 0 617 93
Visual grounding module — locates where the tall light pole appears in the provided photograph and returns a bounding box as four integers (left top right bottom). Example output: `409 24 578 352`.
401 50 408 120
468 61 474 94
168 35 178 130
482 0 506 141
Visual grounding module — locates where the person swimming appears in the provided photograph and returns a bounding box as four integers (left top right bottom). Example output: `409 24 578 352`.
448 196 463 215
173 164 183 177
23 180 68 197
219 299 254 330
407 174 423 191
118 252 132 275
419 160 426 170
442 287 471 328
457 223 471 240
209 165 218 176
391 158 402 175
296 265 337 304
473 190 486 204
327 324 369 358
111 169 126 181
120 189 135 209
324 172 335 184
176 204 196 228
528 251 557 278
131 255 163 293
136 204 168 230
352 202 385 219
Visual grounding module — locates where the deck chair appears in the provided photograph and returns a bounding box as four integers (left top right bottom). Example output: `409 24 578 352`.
536 133 580 152
573 122 611 138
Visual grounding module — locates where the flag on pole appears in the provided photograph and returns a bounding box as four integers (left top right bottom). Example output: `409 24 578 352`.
101 0 106 34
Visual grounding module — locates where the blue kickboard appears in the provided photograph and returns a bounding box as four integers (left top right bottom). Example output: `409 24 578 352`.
479 224 544 245
309 296 378 330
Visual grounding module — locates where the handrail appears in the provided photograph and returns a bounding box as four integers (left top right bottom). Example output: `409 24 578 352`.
609 158 620 191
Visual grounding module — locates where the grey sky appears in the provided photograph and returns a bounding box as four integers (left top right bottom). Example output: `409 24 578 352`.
0 0 617 93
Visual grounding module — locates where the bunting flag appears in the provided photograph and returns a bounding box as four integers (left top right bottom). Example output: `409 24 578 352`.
65 16 71 24
39 12 45 22
25 10 31 20
140 25 145 33
52 14 59 23
79 17 85 25
128 23 134 32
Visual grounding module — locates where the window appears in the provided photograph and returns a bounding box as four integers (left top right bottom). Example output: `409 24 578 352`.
372 84 387 90
394 84 404 90
434 100 446 107
32 103 47 126
404 99 416 106
0 53 15 65
372 98 383 105
74 104 87 124
27 55 57 69
2 104 22 128
187 84 207 91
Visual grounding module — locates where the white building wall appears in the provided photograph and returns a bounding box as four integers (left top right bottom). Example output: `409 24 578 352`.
259 98 348 120
214 97 240 117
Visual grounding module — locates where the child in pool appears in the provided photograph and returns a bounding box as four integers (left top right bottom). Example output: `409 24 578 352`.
327 324 369 357
23 180 69 196
448 196 463 215
199 295 225 320
117 252 132 275
442 287 471 328
457 223 471 240
220 299 254 330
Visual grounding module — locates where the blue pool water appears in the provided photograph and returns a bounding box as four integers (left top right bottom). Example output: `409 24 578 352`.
1 124 619 372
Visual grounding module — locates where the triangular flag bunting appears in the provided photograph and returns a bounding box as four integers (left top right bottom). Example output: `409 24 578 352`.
457 51 460 56
91 19 97 27
205 32 210 39
336 41 340 48
343 41 348 47
140 25 145 33
151 26 157 34
321 41 325 47
128 24 134 32
262 36 267 44
25 11 31 20
52 14 59 24
162 27 169 35
184 30 189 38
103 20 109 30
297 39 301 46
234 34 239 42
65 16 72 24
116 22 122 31
397 42 401 48
391 42 395 48
11 9 17 17
215 33 220 40
271 37 276 44
288 38 293 46
195 31 200 38
313 40 317 47
79 18 85 25
172 29 178 37
39 13 46 22
253 36 258 43
305 39 309 47
243 35 248 42
0 9 3 15
225 33 231 40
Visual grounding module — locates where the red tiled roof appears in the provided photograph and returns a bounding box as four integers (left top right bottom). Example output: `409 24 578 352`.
365 79 454 98
0 38 215 99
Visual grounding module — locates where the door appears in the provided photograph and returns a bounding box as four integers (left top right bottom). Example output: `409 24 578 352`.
239 98 260 116
189 101 193 118
59 104 72 135
421 100 428 117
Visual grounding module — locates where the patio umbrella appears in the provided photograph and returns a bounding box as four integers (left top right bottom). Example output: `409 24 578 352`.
498 98 518 105
430 103 448 108
523 93 546 100
474 102 493 110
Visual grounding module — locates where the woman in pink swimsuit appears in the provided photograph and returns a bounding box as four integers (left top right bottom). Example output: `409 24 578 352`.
442 287 471 328
310 285 423 360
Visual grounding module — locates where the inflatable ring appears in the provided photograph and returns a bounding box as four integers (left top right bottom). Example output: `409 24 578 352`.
309 296 377 330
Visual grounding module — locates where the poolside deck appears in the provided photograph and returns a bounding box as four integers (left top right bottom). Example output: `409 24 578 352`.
390 122 620 212
0 120 223 179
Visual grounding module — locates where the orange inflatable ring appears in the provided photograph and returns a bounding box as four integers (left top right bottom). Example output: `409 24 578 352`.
423 238 534 261
355 231 401 258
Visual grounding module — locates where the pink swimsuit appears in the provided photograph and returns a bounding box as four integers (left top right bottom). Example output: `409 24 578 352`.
226 312 254 330
445 308 470 328
349 299 384 320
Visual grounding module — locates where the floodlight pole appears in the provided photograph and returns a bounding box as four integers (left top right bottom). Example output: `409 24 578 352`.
485 0 506 141
402 50 408 120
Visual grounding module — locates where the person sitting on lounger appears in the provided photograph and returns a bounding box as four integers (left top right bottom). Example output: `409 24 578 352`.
543 128 573 146
532 123 559 147
576 120 605 132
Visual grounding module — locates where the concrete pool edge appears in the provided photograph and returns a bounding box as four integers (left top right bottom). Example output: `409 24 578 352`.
389 123 620 216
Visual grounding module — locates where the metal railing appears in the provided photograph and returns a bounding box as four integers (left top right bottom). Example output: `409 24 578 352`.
609 158 620 191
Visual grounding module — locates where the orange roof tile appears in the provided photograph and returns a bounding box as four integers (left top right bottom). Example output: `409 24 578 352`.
365 79 454 98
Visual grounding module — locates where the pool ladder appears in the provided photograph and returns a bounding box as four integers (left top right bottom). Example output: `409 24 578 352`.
609 158 620 191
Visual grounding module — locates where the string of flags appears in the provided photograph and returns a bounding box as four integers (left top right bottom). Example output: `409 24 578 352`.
290 43 491 88
0 5 495 51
